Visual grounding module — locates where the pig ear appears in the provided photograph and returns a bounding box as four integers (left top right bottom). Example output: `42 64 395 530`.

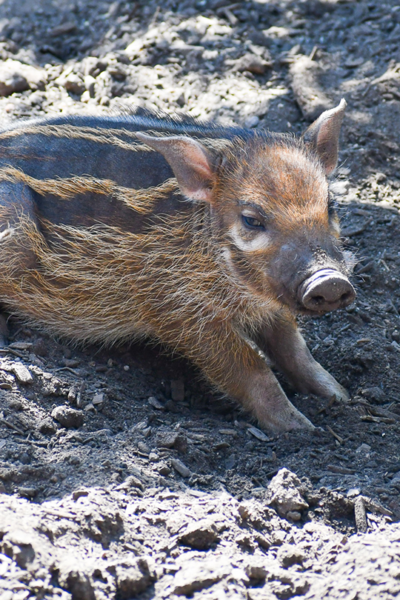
302 98 346 176
135 133 215 202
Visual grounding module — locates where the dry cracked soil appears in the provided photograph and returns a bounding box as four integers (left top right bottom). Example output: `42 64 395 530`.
0 0 400 599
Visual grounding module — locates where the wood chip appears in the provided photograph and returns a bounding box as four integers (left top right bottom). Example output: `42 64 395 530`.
327 426 344 444
248 426 269 442
354 496 368 533
219 429 237 436
327 464 355 475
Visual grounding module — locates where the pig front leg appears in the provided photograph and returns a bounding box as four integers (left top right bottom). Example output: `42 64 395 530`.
255 313 349 402
182 324 314 435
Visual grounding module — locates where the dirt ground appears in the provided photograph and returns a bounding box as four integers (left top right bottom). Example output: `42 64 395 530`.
0 0 400 598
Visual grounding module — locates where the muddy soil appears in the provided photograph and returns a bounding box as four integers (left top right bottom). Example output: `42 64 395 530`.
0 0 400 598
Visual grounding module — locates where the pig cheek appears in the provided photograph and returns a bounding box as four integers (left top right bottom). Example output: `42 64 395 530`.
227 243 283 303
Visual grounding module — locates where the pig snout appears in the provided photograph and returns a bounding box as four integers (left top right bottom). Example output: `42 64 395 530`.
298 268 355 312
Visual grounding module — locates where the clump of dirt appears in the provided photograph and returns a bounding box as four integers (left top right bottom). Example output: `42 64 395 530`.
1 0 400 598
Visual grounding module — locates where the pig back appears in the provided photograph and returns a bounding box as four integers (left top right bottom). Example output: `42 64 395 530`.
0 115 190 232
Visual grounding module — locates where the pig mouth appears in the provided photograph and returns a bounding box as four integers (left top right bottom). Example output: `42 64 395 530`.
296 268 356 314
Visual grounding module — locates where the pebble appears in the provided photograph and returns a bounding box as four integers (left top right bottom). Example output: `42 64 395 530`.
0 59 46 96
278 544 306 567
157 431 188 453
248 426 269 442
171 557 231 596
148 396 164 410
51 406 84 429
11 363 33 384
171 458 191 478
178 519 218 550
245 116 260 128
38 419 57 435
116 559 152 598
92 393 104 405
137 441 150 454
233 53 271 74
356 443 372 455
268 468 309 520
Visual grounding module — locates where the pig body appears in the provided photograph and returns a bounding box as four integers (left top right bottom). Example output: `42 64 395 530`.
0 102 354 433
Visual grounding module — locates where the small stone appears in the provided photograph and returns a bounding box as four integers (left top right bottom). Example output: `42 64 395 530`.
122 475 145 491
93 393 104 405
51 405 84 429
171 558 231 596
149 452 159 462
148 396 164 410
157 432 188 453
286 510 302 521
268 468 309 519
171 458 191 478
49 21 77 37
233 53 271 75
64 358 80 368
171 380 185 402
9 342 32 350
245 116 260 128
254 532 272 549
244 560 267 581
11 363 33 384
137 441 150 454
248 426 269 442
178 519 218 550
17 486 37 499
116 559 152 599
72 489 89 501
345 57 364 68
84 74 96 97
347 488 361 498
39 418 57 435
158 464 171 476
63 73 85 95
356 443 371 455
278 545 306 568
0 60 46 96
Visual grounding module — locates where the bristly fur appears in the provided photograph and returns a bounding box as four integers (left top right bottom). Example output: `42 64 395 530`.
0 109 352 432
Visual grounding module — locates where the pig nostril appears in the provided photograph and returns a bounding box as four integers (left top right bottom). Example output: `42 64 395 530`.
299 269 356 312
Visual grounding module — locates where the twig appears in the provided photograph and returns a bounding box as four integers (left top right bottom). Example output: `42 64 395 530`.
309 45 318 60
327 426 344 444
0 417 25 435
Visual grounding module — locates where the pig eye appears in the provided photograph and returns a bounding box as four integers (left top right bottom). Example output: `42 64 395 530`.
242 215 265 230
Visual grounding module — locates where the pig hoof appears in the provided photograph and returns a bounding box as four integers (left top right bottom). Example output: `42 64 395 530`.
330 384 350 403
261 405 315 436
